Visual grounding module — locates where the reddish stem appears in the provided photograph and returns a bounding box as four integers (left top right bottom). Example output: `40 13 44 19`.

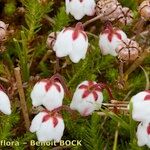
0 84 5 92
97 83 114 100
50 73 72 99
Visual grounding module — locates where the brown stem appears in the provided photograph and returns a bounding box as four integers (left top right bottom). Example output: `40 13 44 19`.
14 67 30 131
50 73 72 99
83 14 103 27
123 48 150 81
119 61 124 79
54 57 60 74
97 83 114 100
44 15 55 25
52 105 75 115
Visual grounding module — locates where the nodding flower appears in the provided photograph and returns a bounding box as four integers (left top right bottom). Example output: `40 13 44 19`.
130 90 150 122
0 85 11 115
31 74 65 111
99 23 127 56
136 121 150 148
70 81 113 116
53 22 88 63
30 111 65 142
65 0 96 20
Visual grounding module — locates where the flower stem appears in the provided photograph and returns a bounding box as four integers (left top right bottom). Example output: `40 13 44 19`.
83 14 103 27
14 67 30 131
97 83 114 100
123 48 150 81
113 123 120 150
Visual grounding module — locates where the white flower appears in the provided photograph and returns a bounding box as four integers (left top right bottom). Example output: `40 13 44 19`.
130 90 150 122
136 121 150 148
65 0 96 20
0 88 11 115
30 111 65 142
70 81 103 116
53 22 88 63
31 79 64 111
99 24 127 56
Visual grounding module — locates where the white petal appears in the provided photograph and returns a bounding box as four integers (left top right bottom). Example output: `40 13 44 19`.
69 32 88 63
53 29 73 57
0 91 11 115
83 0 96 16
31 82 46 107
67 0 85 20
132 101 150 122
51 117 65 142
131 91 150 103
30 112 47 132
42 82 64 111
65 0 70 14
36 117 65 142
136 122 149 147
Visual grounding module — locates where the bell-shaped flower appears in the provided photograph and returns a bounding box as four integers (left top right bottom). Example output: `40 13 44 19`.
31 79 64 111
130 90 150 122
99 23 127 56
136 121 150 148
70 81 103 116
65 0 96 20
0 88 11 115
53 22 88 63
30 111 65 142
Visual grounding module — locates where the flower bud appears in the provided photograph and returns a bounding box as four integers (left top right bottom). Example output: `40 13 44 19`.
46 32 58 49
96 0 122 21
117 7 133 25
116 39 141 61
139 0 150 21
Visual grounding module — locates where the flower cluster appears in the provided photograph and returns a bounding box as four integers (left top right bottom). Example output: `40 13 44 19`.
130 90 150 147
99 22 141 61
65 0 134 25
30 75 112 142
30 75 65 142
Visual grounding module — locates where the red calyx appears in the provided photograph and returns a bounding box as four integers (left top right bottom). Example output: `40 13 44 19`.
147 123 150 135
42 111 62 128
103 22 122 42
144 90 150 101
40 79 61 93
63 23 87 41
79 81 102 101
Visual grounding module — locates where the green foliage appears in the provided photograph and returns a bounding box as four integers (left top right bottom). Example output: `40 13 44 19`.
4 1 16 16
0 110 20 141
0 0 149 149
53 6 71 31
119 0 138 10
21 0 53 41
